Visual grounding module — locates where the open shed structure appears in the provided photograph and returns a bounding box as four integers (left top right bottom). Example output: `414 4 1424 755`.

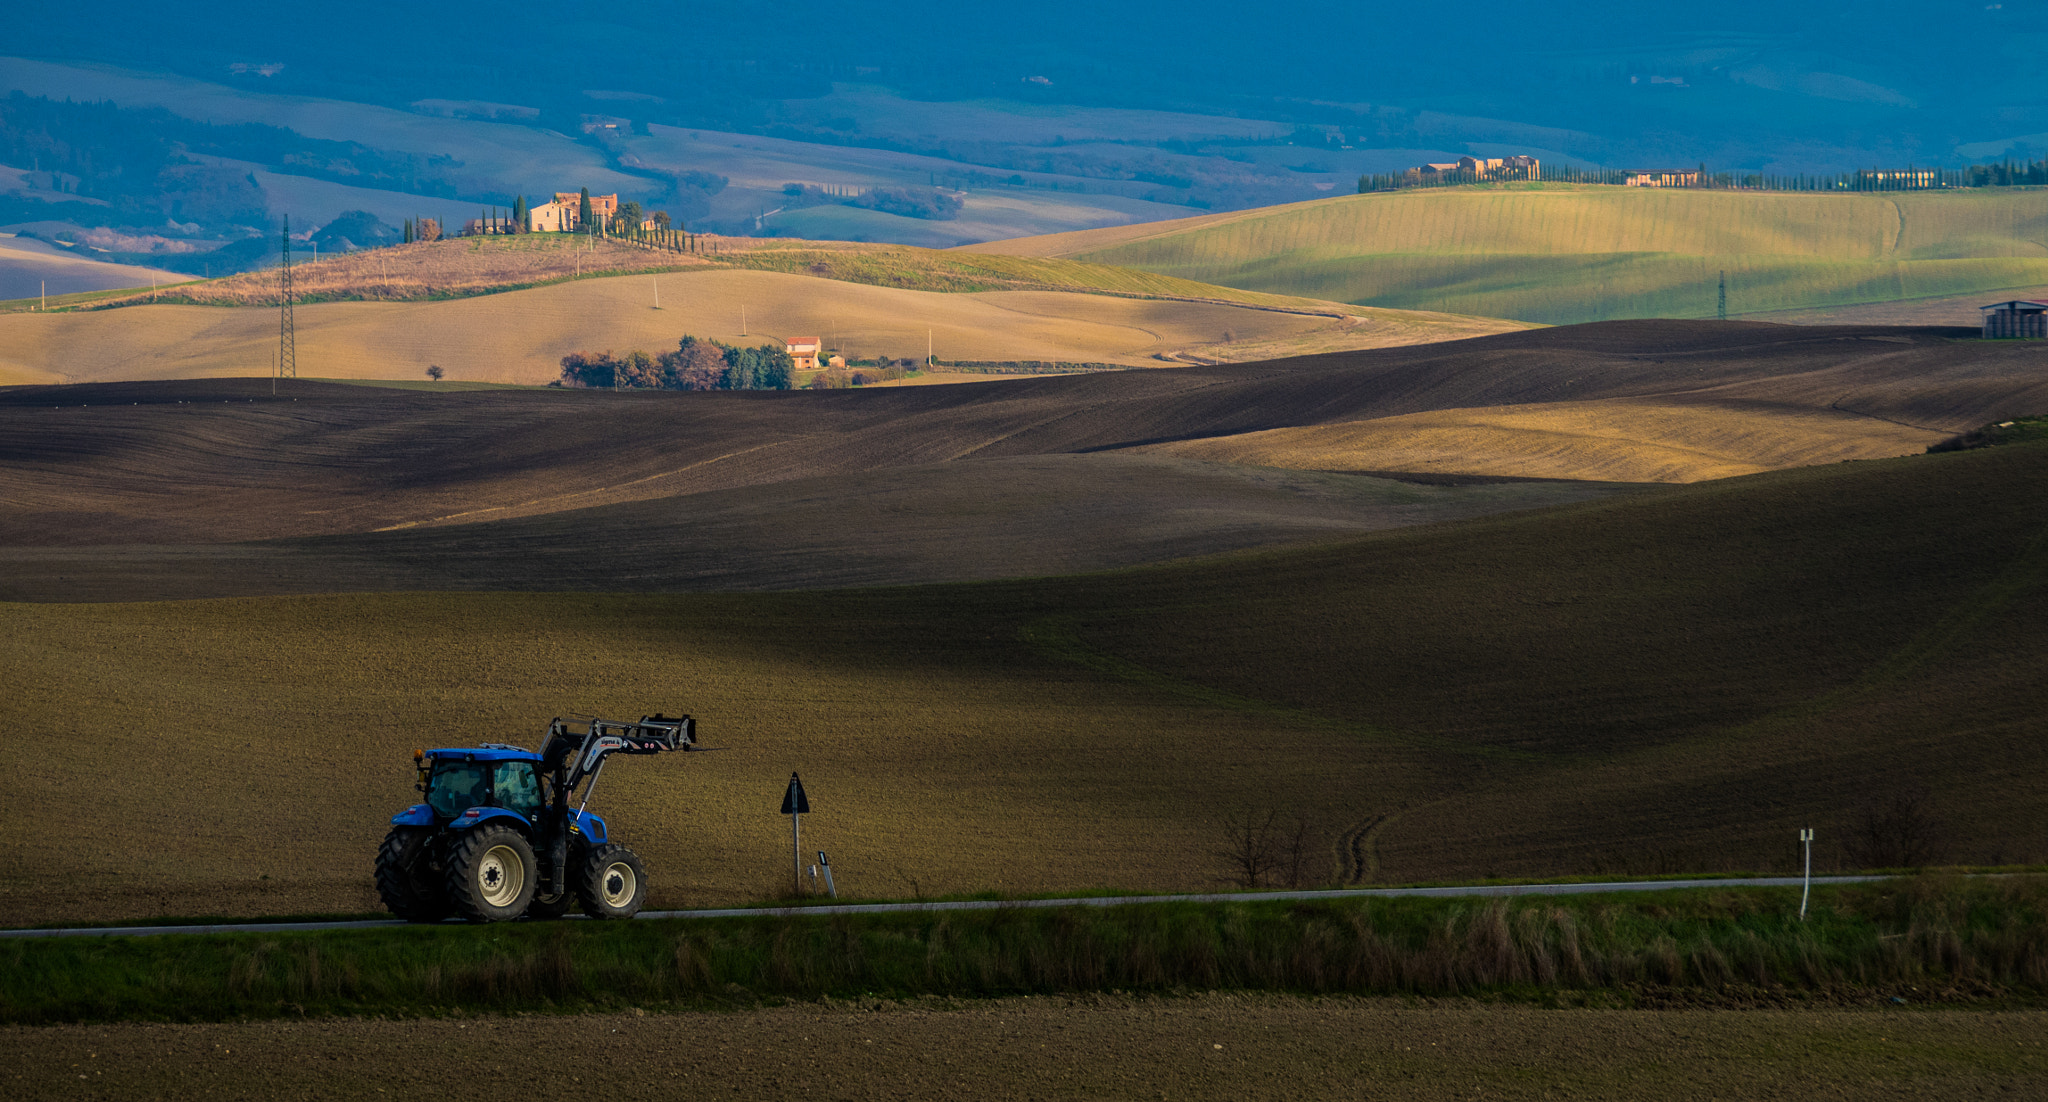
1981 300 2048 339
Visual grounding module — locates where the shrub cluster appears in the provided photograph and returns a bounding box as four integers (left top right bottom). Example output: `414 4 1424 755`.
557 336 795 391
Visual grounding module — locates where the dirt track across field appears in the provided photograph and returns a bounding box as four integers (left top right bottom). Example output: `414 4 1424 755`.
5 997 2043 1101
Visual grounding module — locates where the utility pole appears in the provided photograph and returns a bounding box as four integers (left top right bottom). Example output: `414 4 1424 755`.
652 275 660 310
1718 270 1727 321
741 306 747 336
1799 828 1814 920
278 215 297 380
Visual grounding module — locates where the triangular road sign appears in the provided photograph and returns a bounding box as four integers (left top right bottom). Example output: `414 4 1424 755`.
781 772 810 814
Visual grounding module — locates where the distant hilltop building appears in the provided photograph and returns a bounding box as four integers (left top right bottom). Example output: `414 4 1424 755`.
786 337 822 371
527 192 619 231
560 192 619 222
1981 300 2048 339
529 200 569 232
1623 169 1700 188
1406 155 1539 182
1858 169 1939 188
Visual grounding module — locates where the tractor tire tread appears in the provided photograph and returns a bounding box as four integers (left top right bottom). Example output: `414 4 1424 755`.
375 826 448 923
444 825 538 924
576 843 647 919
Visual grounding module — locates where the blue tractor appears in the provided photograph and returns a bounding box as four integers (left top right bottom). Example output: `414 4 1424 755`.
376 714 700 923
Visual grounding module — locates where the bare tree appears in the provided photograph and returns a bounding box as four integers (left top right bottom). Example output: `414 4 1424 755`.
1220 810 1280 889
1280 812 1316 889
1844 787 1950 869
425 364 444 381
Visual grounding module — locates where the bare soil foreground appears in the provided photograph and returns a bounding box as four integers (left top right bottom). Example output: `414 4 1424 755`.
5 442 2048 922
4 998 2043 1101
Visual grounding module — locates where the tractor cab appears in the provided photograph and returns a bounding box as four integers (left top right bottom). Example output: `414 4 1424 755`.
417 747 548 824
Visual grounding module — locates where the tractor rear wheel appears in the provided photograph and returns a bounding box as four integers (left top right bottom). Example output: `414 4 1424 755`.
576 844 647 919
375 826 448 923
445 825 537 923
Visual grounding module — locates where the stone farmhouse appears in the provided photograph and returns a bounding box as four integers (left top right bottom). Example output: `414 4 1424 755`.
528 192 621 232
786 337 822 371
1408 155 1540 181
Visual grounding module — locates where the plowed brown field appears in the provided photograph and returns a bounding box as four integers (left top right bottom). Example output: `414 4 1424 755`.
5 998 2043 1101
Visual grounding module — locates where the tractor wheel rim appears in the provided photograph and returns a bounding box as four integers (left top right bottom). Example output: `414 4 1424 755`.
601 862 636 908
478 845 524 908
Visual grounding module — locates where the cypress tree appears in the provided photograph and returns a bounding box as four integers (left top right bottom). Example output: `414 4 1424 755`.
513 195 528 233
579 187 593 232
404 218 414 244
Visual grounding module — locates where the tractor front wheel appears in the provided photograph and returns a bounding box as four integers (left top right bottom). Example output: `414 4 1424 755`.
576 844 647 919
375 826 448 923
445 825 537 923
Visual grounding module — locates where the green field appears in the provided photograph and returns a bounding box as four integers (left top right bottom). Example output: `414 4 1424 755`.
977 184 2048 323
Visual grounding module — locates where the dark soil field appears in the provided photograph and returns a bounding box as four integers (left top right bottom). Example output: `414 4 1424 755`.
5 321 2048 602
5 322 2048 925
7 316 2048 1092
5 432 2047 923
6 999 2044 1101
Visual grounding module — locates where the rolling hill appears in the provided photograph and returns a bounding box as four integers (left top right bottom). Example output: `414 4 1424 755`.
967 184 2048 325
4 431 2045 924
0 234 1532 386
0 266 1512 387
8 319 2048 925
9 321 2045 557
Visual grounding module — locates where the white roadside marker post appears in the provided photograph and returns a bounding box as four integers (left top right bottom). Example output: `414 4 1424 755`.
1800 828 1814 920
818 851 837 899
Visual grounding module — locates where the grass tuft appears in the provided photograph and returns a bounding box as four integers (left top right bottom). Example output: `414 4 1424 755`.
5 877 2045 1023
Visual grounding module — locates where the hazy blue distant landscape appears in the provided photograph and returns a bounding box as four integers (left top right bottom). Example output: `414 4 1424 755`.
6 0 2047 284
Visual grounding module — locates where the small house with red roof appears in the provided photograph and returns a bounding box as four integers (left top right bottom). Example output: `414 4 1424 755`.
786 337 822 371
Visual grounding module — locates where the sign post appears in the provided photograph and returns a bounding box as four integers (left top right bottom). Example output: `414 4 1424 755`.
1799 828 1814 920
781 772 810 897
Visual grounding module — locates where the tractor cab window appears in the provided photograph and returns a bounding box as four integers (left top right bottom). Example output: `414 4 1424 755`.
426 761 492 819
494 762 545 818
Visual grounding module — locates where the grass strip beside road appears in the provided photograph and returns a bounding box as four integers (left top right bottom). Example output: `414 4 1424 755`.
5 875 2043 1024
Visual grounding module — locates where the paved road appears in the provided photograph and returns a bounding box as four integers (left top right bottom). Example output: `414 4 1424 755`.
0 876 1887 940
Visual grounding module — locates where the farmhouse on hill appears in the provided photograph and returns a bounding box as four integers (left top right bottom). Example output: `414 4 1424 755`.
786 337 822 371
1624 169 1700 187
558 191 620 222
528 200 569 232
1981 300 2048 339
526 192 620 232
1406 155 1540 181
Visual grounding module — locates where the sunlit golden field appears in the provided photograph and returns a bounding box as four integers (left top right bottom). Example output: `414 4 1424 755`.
1138 397 1942 482
0 267 1517 386
972 184 2048 323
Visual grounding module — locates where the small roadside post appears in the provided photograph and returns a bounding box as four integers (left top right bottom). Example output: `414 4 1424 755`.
817 851 837 899
1799 828 1814 920
782 772 810 897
